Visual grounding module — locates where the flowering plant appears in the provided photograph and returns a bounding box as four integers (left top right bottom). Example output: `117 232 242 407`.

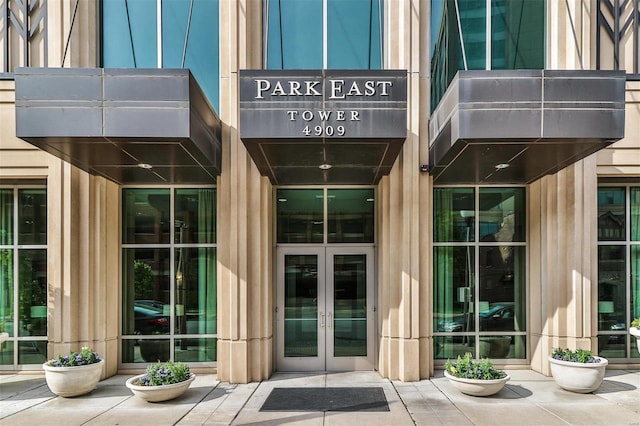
445 352 506 380
551 348 601 363
135 361 191 386
46 346 102 367
631 317 640 328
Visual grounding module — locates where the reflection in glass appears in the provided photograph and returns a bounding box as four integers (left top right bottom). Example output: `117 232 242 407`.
0 340 13 365
174 338 217 362
434 188 475 242
122 249 170 335
122 189 170 244
18 250 47 337
277 189 324 243
18 341 47 364
175 189 216 244
598 246 626 331
284 255 318 357
632 246 640 325
434 247 475 333
327 189 374 243
598 187 625 241
632 188 640 241
333 255 366 356
597 334 627 359
433 336 475 360
174 248 216 335
18 189 47 245
479 188 525 242
0 189 13 245
0 250 13 337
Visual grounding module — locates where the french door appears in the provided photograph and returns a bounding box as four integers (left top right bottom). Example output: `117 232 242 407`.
276 246 375 371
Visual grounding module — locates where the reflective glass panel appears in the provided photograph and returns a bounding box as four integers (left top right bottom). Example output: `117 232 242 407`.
491 0 544 69
122 248 171 335
18 250 47 337
0 189 13 245
277 189 324 243
478 335 520 359
598 245 626 331
174 189 216 244
284 255 318 357
327 189 374 243
0 340 13 365
598 187 625 241
175 338 217 362
121 339 170 364
632 188 640 241
0 249 12 337
479 246 526 332
18 189 46 245
174 248 216 335
479 188 525 242
434 246 475 333
632 245 640 323
327 0 382 69
18 341 47 365
434 188 475 242
333 255 366 357
122 189 170 244
597 334 627 359
434 335 476 360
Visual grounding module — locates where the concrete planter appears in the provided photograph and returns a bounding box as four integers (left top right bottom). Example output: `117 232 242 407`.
42 359 104 397
548 356 608 393
444 370 510 396
630 327 640 354
126 373 196 402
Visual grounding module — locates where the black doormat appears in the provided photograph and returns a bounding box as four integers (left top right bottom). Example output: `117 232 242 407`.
260 387 389 412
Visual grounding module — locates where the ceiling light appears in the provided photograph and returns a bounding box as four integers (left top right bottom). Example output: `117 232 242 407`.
495 163 510 170
278 198 287 202
319 163 332 170
138 163 153 169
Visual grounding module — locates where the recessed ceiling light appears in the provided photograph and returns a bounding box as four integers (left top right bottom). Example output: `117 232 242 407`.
138 163 153 169
495 163 510 170
278 198 287 202
366 198 375 202
319 163 332 170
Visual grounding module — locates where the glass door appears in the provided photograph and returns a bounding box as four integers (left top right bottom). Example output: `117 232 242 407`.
276 247 374 371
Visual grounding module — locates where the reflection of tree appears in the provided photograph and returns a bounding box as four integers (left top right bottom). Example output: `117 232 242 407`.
134 260 154 299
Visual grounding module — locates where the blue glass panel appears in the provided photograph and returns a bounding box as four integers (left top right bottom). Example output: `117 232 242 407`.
162 0 219 109
266 0 323 69
327 0 382 69
102 0 157 67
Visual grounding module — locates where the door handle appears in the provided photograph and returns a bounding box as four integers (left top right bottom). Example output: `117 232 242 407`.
320 312 325 328
327 312 332 328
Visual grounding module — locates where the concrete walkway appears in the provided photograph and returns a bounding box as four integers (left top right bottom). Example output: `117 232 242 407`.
1 369 638 425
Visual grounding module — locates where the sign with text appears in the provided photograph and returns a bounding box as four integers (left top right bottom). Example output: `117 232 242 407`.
240 70 407 139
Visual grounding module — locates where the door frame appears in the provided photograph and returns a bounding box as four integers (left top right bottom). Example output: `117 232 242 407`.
275 245 376 372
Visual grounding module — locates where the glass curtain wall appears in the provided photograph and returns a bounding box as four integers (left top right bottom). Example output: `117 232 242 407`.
597 185 640 360
264 0 383 69
430 0 544 110
0 187 47 368
102 0 220 109
433 186 526 361
121 187 216 365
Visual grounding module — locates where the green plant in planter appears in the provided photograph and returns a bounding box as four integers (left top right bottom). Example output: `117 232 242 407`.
445 352 507 380
135 361 191 386
551 348 601 363
46 346 102 367
631 317 640 329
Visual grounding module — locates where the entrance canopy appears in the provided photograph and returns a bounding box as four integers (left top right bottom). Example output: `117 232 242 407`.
429 70 626 184
240 70 407 185
15 68 221 184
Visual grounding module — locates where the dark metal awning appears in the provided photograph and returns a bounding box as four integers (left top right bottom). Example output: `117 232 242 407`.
15 68 221 184
239 70 407 185
429 70 626 184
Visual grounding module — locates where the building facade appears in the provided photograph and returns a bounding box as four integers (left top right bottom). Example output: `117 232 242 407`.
0 0 639 383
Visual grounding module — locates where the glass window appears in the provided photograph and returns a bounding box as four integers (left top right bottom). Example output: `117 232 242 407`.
327 189 374 243
277 189 324 243
0 187 47 368
598 184 640 359
102 0 220 109
433 186 526 361
491 0 544 70
121 187 216 365
265 0 383 69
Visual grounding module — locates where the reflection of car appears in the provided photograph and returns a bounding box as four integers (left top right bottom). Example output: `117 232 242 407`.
608 322 627 344
436 303 515 333
134 301 169 334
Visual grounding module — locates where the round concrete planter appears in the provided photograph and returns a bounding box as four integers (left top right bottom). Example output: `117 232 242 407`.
444 370 510 396
548 356 608 393
630 327 640 354
42 359 104 397
126 373 196 402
